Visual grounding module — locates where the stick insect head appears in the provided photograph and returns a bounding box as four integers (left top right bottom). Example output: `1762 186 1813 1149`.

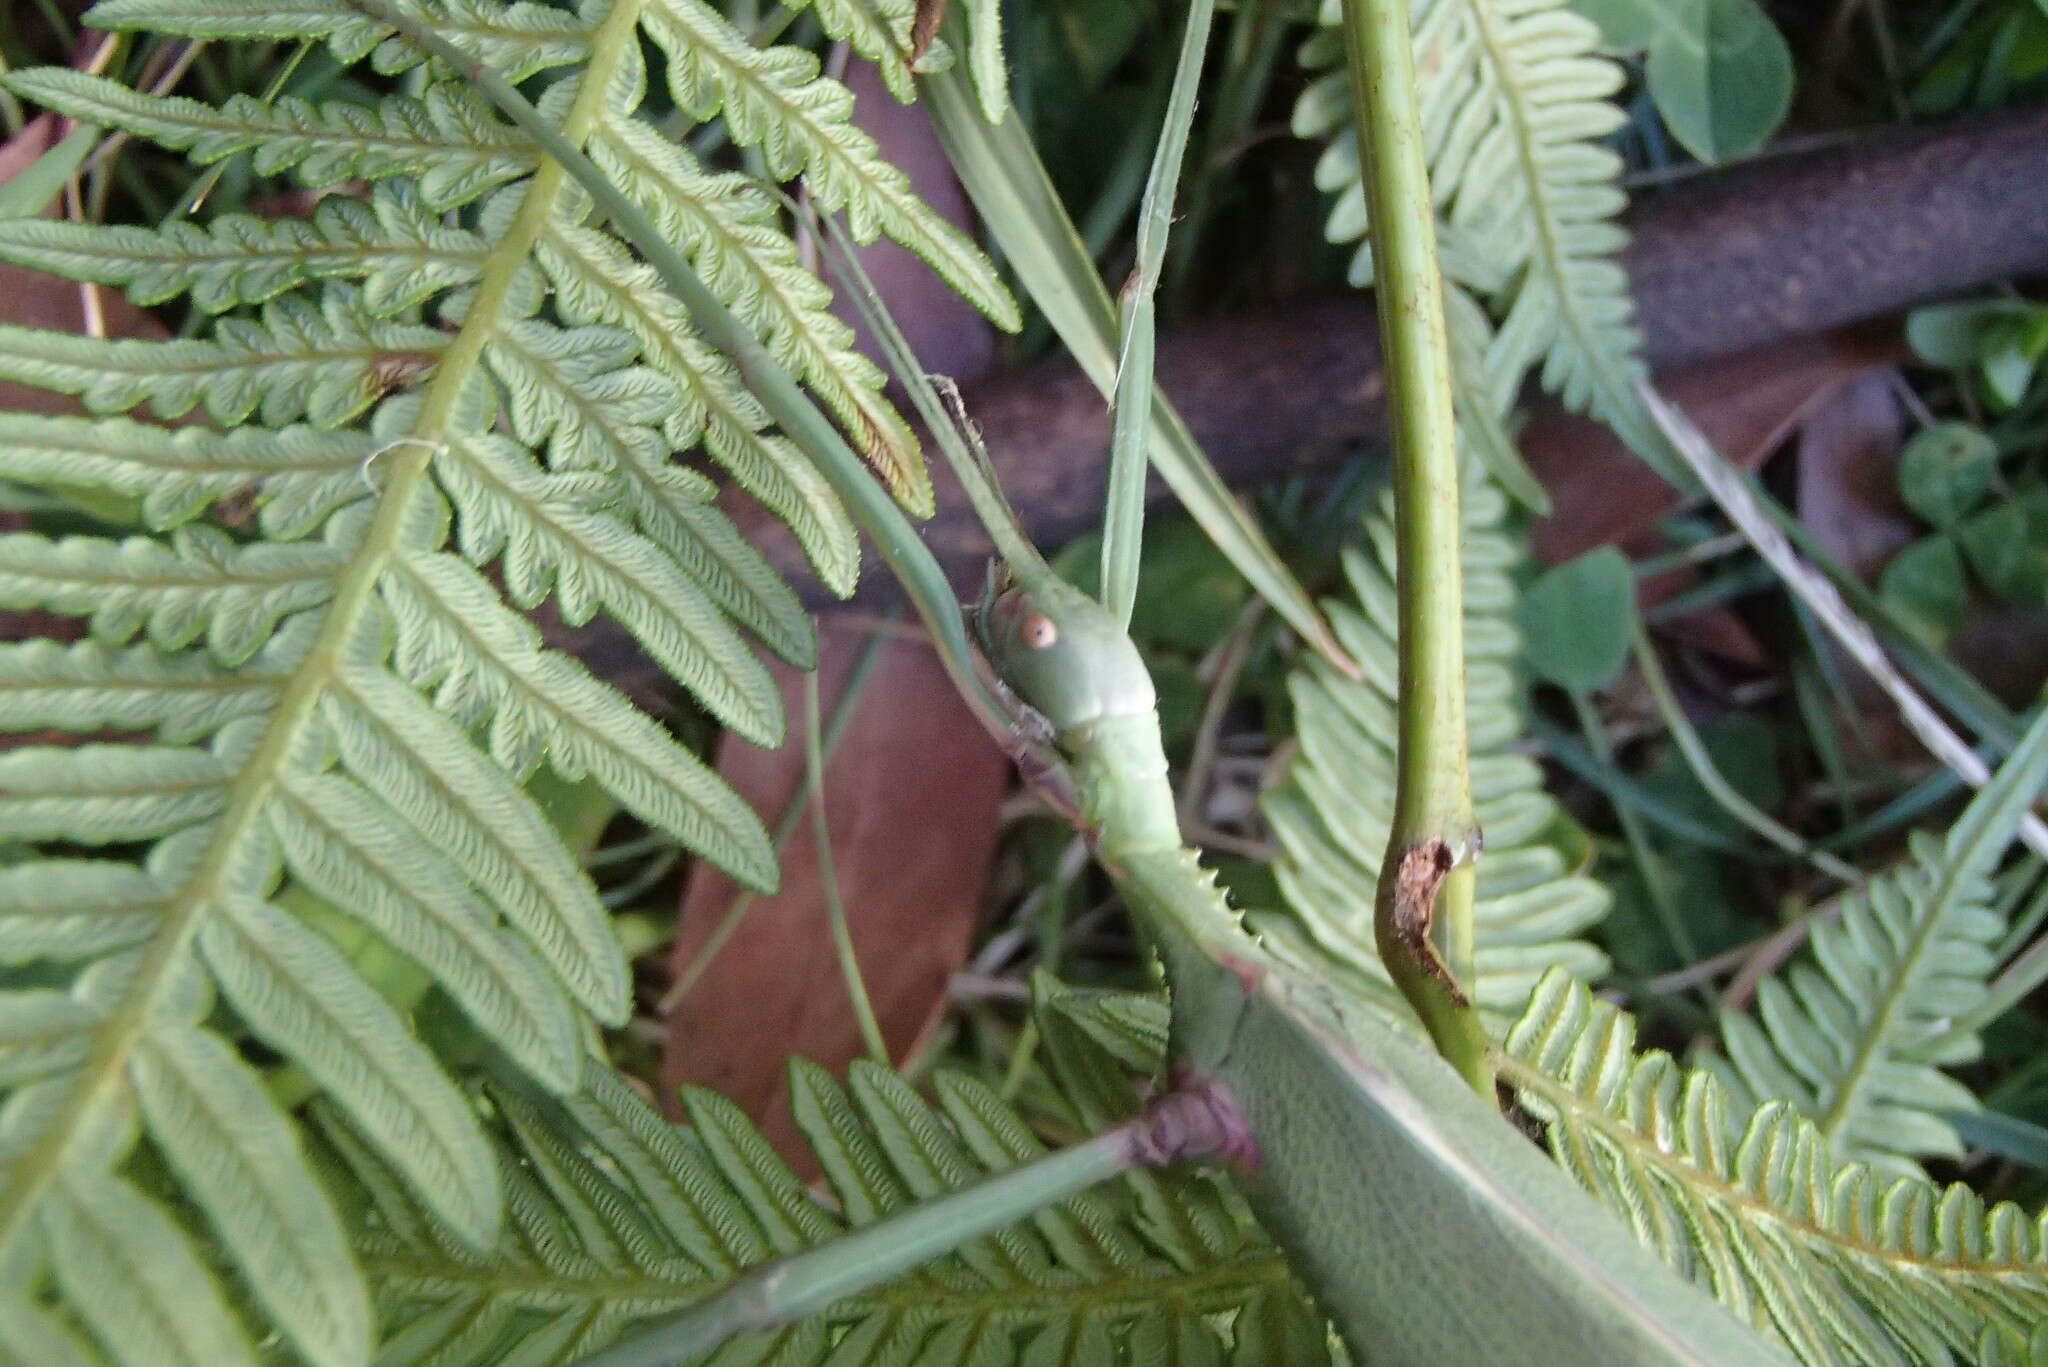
974 564 1157 735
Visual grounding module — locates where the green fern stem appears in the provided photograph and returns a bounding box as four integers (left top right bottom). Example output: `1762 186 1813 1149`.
1334 0 1489 1092
0 0 649 1255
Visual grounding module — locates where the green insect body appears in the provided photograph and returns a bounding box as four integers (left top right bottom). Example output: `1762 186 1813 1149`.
976 569 1242 1003
974 565 1788 1367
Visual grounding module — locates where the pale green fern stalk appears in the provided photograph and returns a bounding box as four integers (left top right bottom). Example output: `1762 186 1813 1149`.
1261 463 1612 1024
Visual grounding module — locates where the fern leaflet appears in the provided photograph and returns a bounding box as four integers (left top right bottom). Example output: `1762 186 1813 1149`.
0 184 489 316
87 0 591 80
1507 970 2048 1365
1710 708 2048 1178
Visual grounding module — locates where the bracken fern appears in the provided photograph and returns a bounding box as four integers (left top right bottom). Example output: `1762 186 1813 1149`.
329 982 1327 1367
1709 709 2048 1180
1506 969 2048 1366
0 2 1013 1363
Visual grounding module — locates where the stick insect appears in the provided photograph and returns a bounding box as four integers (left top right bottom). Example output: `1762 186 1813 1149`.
354 3 1788 1361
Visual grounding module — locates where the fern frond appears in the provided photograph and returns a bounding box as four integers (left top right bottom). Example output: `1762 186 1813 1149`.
590 116 928 512
1980 1318 2048 1366
622 462 816 668
86 0 590 81
0 0 1012 1351
1 69 536 210
640 0 1021 329
0 184 488 316
1294 0 1650 444
197 891 503 1242
265 765 584 1089
0 412 369 534
131 1023 371 1367
337 998 1326 1367
430 424 784 745
0 631 290 740
0 516 353 663
337 660 622 1000
0 735 230 842
0 289 444 426
0 1295 95 1366
380 547 777 889
0 860 164 963
1505 970 2048 1364
778 0 922 101
41 1170 265 1367
1261 466 1611 1019
959 0 1010 123
1711 711 2048 1178
535 219 862 592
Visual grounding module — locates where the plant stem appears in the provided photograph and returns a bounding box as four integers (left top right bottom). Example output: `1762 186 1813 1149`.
804 669 888 1064
1100 0 1216 627
1334 0 1489 1092
568 1084 1248 1367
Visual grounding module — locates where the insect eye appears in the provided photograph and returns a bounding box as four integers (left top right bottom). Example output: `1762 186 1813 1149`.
1020 612 1059 649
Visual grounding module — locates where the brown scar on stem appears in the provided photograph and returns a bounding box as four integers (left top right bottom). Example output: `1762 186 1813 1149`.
911 0 947 62
1389 837 1469 1006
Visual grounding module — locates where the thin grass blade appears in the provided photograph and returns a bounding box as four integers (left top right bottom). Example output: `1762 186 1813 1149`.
1100 0 1216 628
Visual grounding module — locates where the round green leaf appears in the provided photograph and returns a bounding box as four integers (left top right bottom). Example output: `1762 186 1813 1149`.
1518 548 1636 693
1879 536 1969 649
1568 0 1662 50
1906 299 2038 369
1898 422 1997 528
1981 321 2040 410
1958 493 2048 606
1644 0 1794 164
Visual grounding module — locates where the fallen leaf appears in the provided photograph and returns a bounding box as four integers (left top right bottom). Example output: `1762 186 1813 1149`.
1794 370 1915 579
663 620 1009 1170
1526 321 1904 567
1522 322 1904 663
